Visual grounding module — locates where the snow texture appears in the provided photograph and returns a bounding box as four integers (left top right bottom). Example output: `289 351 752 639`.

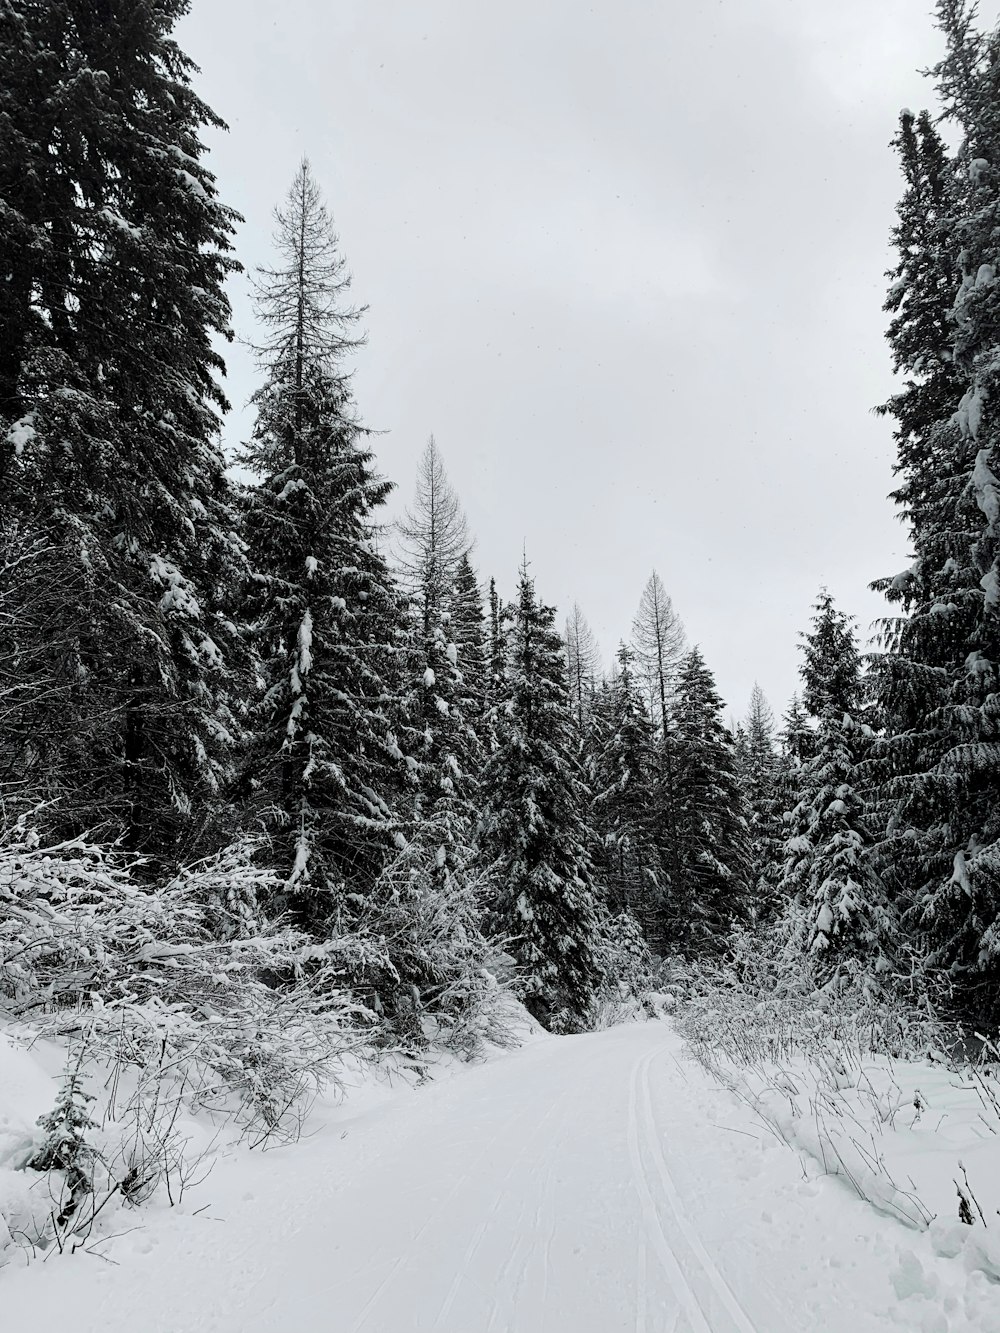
3 1021 1000 1330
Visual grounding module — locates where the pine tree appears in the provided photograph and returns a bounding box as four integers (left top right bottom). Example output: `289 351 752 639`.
781 598 894 992
630 571 687 942
452 554 488 719
564 604 601 732
0 0 246 852
669 648 749 955
395 439 478 819
869 3 1000 1020
592 645 662 927
779 694 814 768
486 577 505 708
800 590 862 720
631 571 686 730
240 161 402 924
736 684 784 917
478 566 602 1030
395 437 470 636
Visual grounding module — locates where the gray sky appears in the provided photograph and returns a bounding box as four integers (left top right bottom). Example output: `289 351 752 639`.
178 0 990 725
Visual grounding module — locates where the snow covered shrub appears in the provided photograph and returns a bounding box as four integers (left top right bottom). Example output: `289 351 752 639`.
672 927 960 1230
0 821 371 1139
675 924 948 1071
590 910 657 1028
355 825 519 1058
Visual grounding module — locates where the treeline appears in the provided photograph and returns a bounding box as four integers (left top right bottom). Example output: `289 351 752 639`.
0 1 746 1040
5 0 1000 1051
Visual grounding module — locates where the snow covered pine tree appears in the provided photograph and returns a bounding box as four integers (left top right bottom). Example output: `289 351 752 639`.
0 0 246 854
479 566 603 1030
239 160 403 927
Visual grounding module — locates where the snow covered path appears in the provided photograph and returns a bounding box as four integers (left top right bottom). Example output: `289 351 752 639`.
3 1023 925 1331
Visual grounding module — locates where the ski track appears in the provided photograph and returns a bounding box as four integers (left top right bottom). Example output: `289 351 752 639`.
0 1023 907 1333
627 1051 714 1333
636 1052 759 1333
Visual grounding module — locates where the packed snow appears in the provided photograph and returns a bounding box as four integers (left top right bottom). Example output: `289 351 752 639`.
3 1017 1000 1331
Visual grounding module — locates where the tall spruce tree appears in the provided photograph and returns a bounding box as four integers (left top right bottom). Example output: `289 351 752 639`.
393 444 482 938
451 553 489 738
781 597 894 992
0 0 245 853
592 645 662 928
870 3 1000 1020
670 648 749 954
240 161 402 925
478 567 602 1030
736 684 784 917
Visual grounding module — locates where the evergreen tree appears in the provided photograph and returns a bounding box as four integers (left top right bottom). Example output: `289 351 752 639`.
240 161 402 924
669 648 749 954
800 590 862 720
779 694 814 768
0 0 246 852
486 577 505 707
592 645 662 928
736 684 784 917
781 599 894 992
478 567 602 1030
451 553 490 749
870 4 1000 1019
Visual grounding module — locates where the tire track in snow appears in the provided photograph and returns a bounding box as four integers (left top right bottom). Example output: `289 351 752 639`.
627 1052 713 1332
638 1051 759 1333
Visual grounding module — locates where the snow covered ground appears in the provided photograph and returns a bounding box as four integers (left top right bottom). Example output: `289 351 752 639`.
2 1019 1000 1331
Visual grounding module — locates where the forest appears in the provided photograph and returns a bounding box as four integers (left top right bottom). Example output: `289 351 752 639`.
3 0 1000 1268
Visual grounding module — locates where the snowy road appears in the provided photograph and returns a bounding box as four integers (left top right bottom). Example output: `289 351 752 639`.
3 1023 913 1332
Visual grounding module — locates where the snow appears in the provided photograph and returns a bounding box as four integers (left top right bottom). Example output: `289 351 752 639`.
5 413 36 457
980 565 1000 609
297 608 313 675
970 447 1000 527
148 554 201 619
3 1022 1000 1329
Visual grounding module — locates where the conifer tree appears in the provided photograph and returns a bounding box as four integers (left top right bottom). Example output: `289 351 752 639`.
592 645 662 926
631 571 686 730
485 577 506 710
564 604 602 732
478 566 602 1029
393 453 483 942
395 437 470 636
779 695 814 769
870 3 1000 1019
736 684 784 917
669 648 749 954
781 598 894 992
0 0 246 852
452 554 488 719
240 161 402 924
630 571 687 938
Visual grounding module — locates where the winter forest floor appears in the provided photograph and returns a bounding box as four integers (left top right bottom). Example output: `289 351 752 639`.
3 1018 1000 1332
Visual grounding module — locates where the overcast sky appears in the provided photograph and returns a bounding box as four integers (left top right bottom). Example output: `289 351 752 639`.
178 0 995 724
